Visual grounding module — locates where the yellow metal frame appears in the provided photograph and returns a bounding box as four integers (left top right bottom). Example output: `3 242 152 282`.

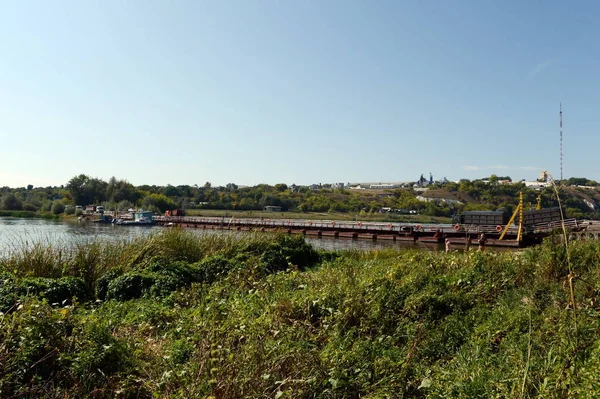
499 192 524 241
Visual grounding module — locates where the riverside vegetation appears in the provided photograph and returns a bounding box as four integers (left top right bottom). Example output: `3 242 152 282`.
3 174 600 221
1 229 600 398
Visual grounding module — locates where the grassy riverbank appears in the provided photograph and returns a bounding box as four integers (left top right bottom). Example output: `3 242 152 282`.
1 229 599 398
0 210 59 220
186 208 453 224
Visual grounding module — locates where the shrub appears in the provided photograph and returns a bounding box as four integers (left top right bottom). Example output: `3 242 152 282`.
20 276 88 305
197 255 235 284
0 275 87 312
65 205 75 215
104 259 208 301
71 321 133 377
0 272 20 312
260 246 289 273
276 235 320 269
22 202 38 212
106 273 156 301
0 299 73 395
260 235 320 274
1 193 22 210
169 339 195 365
0 299 141 398
42 200 52 212
51 201 65 215
96 268 123 300
146 259 202 282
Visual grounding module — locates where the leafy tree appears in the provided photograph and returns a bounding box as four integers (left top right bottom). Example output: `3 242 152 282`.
67 174 90 206
259 195 282 209
85 178 108 204
117 200 135 211
566 177 598 187
141 194 177 213
66 175 110 205
107 178 138 203
238 197 258 210
274 184 288 192
163 185 181 197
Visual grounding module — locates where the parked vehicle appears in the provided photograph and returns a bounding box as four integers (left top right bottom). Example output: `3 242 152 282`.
165 209 185 217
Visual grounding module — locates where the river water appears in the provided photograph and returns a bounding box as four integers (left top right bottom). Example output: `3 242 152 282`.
0 217 431 257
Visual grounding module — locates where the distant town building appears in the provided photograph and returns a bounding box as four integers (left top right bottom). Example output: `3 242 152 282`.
524 181 549 190
332 182 345 189
369 183 397 189
538 171 550 182
415 174 431 187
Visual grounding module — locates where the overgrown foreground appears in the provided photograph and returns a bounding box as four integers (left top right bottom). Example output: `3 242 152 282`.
1 229 600 398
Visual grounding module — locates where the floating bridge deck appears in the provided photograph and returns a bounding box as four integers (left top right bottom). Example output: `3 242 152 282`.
143 216 582 248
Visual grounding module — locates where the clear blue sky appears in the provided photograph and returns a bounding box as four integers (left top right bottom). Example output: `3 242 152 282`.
1 1 598 188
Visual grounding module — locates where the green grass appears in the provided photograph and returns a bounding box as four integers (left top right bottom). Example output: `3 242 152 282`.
1 229 599 398
185 208 452 224
0 210 59 220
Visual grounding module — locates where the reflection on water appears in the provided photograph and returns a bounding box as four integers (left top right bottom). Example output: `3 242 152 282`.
0 218 159 257
0 217 454 257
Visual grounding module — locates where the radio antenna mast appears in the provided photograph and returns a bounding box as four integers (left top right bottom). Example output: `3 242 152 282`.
560 103 563 182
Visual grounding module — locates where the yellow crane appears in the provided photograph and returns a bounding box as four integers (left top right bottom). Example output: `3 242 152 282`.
499 192 524 242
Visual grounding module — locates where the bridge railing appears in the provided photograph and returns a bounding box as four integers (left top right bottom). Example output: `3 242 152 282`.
153 216 581 235
155 216 410 232
526 218 579 232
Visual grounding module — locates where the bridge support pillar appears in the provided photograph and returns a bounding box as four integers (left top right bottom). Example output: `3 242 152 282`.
372 234 377 240
317 231 322 238
352 233 358 239
334 231 339 238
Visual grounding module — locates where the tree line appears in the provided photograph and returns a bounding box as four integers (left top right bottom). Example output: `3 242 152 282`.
0 174 599 219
